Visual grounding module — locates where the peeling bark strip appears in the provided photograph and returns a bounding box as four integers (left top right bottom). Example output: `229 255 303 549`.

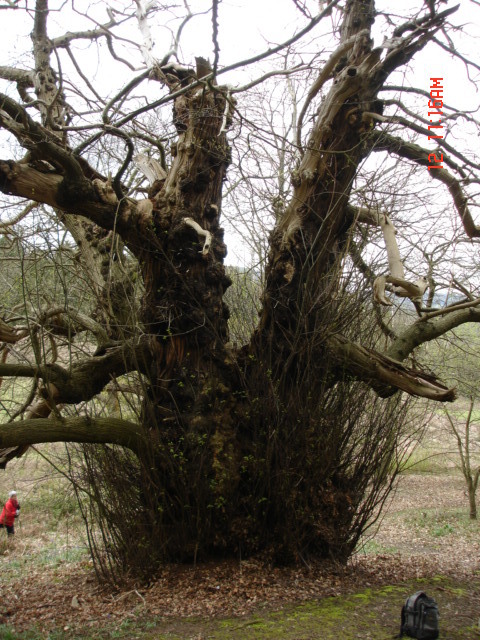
368 212 428 308
328 335 456 402
428 77 444 169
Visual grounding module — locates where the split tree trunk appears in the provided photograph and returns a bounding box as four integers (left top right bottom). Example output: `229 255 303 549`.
0 0 462 574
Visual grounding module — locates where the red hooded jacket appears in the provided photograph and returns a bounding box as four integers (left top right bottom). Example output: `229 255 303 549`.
0 497 19 527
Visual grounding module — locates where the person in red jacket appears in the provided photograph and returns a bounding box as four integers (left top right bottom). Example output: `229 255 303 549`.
0 490 20 536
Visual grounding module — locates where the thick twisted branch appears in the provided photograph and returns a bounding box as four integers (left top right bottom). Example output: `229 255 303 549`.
328 334 456 401
0 417 145 456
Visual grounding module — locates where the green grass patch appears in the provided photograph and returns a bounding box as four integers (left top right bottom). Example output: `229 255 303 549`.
355 538 400 555
24 484 80 529
442 408 480 423
398 448 454 475
410 507 479 540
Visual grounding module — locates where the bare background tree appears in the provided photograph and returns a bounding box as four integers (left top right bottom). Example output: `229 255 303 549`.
444 399 480 520
0 0 480 579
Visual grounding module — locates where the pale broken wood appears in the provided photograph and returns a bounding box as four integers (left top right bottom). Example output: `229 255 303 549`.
183 217 212 256
372 213 428 306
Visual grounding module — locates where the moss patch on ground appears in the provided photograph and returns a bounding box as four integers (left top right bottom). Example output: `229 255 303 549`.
203 577 479 640
2 575 478 639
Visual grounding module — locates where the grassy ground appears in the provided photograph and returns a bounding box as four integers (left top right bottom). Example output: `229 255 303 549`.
0 424 479 639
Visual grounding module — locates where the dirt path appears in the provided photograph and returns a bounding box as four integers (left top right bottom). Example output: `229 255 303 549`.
364 473 480 570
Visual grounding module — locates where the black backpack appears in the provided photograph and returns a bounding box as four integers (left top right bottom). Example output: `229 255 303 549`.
400 591 439 639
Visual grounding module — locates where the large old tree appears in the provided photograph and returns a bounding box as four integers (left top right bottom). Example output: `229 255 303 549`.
0 0 479 575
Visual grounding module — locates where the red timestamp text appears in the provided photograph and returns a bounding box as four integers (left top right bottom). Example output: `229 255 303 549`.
428 77 444 171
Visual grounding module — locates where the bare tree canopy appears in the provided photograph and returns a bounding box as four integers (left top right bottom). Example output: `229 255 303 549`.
0 0 479 575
